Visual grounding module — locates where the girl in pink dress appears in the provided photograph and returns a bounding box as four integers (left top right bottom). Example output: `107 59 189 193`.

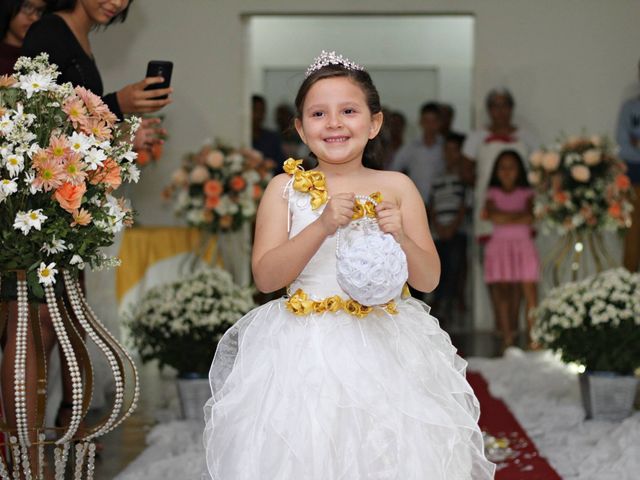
483 149 539 350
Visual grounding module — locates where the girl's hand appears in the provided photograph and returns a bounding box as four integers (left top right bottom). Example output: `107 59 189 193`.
376 201 405 243
116 77 172 114
318 192 355 235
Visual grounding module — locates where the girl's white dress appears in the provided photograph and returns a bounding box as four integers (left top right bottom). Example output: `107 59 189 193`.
203 181 496 479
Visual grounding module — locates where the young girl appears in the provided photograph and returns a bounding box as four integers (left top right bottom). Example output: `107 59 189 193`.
203 52 495 479
483 149 539 350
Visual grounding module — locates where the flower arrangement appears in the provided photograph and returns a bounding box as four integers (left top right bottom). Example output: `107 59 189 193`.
0 55 139 295
532 268 640 374
528 135 633 234
135 115 167 168
123 267 255 376
165 142 273 233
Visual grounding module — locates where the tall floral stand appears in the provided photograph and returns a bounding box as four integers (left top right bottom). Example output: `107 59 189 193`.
543 229 618 286
217 223 252 287
0 270 139 479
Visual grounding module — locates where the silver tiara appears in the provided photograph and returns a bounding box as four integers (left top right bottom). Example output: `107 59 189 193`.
305 50 364 78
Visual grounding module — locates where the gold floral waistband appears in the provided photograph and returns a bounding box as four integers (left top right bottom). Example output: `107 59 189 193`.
284 288 398 318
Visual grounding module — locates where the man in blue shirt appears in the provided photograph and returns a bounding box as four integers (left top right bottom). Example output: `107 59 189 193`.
616 60 640 272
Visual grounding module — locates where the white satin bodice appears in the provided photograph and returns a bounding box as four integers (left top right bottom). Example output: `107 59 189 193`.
286 186 348 299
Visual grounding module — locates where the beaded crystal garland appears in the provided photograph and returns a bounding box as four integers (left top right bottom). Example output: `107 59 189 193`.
305 50 364 78
0 270 139 478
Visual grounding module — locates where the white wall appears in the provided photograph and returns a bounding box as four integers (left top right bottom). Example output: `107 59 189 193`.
91 0 640 227
249 16 474 138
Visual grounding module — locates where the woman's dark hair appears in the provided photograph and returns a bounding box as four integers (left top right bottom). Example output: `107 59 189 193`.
294 64 384 170
47 0 134 24
0 0 24 39
488 149 530 189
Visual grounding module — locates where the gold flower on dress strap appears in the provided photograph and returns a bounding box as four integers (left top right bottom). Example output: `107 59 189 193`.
283 158 303 175
283 158 328 209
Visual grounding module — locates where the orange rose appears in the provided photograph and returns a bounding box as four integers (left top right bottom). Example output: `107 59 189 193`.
252 184 263 200
229 175 246 192
205 196 220 210
54 182 86 213
608 202 622 219
204 179 223 197
219 215 233 229
615 174 631 190
89 158 121 191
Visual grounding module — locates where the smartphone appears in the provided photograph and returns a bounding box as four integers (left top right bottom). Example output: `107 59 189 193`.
144 60 173 100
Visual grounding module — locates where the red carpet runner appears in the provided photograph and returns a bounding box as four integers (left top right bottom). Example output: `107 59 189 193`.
467 371 562 480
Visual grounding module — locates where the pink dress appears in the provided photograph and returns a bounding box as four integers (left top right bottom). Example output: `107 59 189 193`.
483 187 540 283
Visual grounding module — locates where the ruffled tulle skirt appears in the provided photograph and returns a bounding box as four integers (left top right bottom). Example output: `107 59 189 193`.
203 297 495 479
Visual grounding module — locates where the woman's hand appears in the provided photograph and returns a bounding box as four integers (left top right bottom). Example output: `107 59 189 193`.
133 117 166 150
116 77 172 114
376 200 405 243
318 192 355 235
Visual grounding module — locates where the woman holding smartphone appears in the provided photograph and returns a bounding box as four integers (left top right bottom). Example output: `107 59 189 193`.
22 0 172 117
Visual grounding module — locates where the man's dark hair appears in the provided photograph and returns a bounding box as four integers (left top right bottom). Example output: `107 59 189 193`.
445 132 466 149
420 101 441 117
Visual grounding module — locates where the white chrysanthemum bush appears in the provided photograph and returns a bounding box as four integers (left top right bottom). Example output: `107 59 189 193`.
124 267 255 376
532 268 640 374
0 54 140 296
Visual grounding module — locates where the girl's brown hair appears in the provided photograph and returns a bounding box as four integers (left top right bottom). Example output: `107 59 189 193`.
294 65 383 169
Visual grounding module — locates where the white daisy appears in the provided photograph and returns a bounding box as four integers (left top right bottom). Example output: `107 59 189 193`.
37 262 58 286
70 254 85 270
13 211 31 234
40 237 67 255
26 143 40 158
0 178 18 196
23 170 40 194
23 208 47 231
5 153 24 177
0 114 14 135
68 132 91 155
84 147 107 170
122 150 138 163
0 144 13 158
124 164 140 183
18 72 54 98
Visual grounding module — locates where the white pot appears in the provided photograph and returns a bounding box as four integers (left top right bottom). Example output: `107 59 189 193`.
579 372 639 421
176 376 211 420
